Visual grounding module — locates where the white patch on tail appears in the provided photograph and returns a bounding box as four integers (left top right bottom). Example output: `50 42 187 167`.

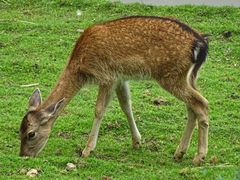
194 46 200 61
186 64 195 86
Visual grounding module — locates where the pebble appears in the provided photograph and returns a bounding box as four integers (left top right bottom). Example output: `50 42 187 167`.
66 163 76 171
26 169 38 177
153 97 169 106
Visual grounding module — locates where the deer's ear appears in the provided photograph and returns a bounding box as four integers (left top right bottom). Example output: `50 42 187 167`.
44 98 65 117
29 89 42 111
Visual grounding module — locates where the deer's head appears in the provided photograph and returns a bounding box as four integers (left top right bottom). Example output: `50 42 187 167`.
19 89 64 157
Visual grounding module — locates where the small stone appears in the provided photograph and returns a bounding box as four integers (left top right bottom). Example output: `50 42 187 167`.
66 163 76 171
77 29 84 33
26 169 38 177
153 97 169 106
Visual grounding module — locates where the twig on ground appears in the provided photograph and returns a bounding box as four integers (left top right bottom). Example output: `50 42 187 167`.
191 163 234 170
17 20 38 25
0 19 38 25
20 83 39 88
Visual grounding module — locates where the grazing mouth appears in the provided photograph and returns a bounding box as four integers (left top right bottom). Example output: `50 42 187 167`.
19 151 37 157
19 139 49 157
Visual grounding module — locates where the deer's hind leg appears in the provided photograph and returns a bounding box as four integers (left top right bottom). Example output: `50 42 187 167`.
159 76 209 165
116 81 141 148
174 106 197 161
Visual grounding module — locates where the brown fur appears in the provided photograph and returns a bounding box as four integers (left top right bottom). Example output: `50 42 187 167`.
71 17 194 80
20 16 209 165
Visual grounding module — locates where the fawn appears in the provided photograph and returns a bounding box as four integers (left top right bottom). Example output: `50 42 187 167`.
19 16 209 165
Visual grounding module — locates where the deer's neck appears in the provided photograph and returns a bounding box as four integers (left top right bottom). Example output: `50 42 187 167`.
41 68 80 109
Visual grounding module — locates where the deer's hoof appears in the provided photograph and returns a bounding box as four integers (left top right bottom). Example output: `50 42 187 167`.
173 151 185 162
81 148 92 158
133 141 141 149
193 155 205 166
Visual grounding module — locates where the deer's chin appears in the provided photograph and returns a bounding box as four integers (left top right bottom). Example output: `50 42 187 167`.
19 138 49 157
19 149 37 157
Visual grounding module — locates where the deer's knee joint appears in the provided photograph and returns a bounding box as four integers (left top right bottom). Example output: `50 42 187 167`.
198 117 209 128
203 99 209 110
95 106 104 119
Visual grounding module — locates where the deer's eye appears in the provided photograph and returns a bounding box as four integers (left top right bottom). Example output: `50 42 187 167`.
27 132 36 140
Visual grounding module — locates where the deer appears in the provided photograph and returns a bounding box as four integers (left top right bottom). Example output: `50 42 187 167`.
19 16 209 165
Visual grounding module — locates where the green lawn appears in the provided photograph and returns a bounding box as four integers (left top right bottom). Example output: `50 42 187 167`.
0 0 240 179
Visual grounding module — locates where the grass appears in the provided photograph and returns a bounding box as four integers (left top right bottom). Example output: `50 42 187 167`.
0 0 240 179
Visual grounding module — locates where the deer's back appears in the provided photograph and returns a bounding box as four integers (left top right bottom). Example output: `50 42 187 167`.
69 16 205 81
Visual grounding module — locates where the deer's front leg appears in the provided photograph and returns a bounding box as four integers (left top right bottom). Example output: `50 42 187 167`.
116 81 141 148
82 83 113 157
